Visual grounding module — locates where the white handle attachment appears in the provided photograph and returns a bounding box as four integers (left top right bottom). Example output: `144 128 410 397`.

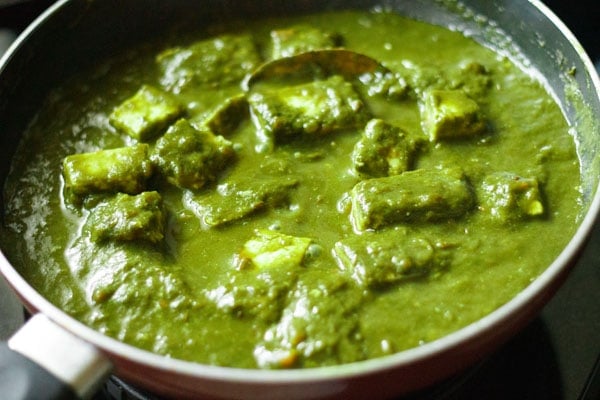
8 314 112 399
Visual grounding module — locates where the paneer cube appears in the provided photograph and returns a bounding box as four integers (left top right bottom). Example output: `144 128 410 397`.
448 61 492 100
84 191 166 244
479 172 545 222
249 75 370 143
183 176 298 228
157 34 261 92
237 229 312 270
109 85 184 142
333 229 452 288
350 168 475 231
151 119 235 190
200 94 249 137
183 187 263 228
351 119 421 178
270 25 341 59
420 89 486 141
62 144 153 203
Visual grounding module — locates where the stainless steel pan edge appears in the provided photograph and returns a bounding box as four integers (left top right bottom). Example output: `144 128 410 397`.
0 1 598 399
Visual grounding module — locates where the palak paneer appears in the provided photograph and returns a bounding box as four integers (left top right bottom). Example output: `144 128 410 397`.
1 10 582 369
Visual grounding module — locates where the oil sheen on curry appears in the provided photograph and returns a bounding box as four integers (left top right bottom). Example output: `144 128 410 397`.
2 10 582 368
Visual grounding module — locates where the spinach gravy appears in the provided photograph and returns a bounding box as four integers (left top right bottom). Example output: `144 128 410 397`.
2 10 582 369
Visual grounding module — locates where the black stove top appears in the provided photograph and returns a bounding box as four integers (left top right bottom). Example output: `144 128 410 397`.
1 1 598 399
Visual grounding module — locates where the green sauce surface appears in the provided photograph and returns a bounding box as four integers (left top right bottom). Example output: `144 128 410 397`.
1 10 582 368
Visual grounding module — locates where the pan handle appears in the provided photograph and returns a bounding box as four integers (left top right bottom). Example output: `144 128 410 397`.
0 314 112 400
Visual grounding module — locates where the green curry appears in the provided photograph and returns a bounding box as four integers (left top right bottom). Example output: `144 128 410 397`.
1 10 582 369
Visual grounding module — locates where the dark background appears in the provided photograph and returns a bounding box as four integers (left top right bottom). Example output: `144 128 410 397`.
544 0 599 60
0 0 600 58
0 0 598 59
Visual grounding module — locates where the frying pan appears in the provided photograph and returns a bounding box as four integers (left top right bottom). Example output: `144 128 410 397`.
0 0 599 399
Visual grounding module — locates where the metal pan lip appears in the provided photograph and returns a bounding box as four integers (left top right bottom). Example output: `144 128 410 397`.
0 0 64 69
0 0 598 388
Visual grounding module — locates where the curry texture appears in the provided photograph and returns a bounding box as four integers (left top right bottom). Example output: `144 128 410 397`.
2 10 582 368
